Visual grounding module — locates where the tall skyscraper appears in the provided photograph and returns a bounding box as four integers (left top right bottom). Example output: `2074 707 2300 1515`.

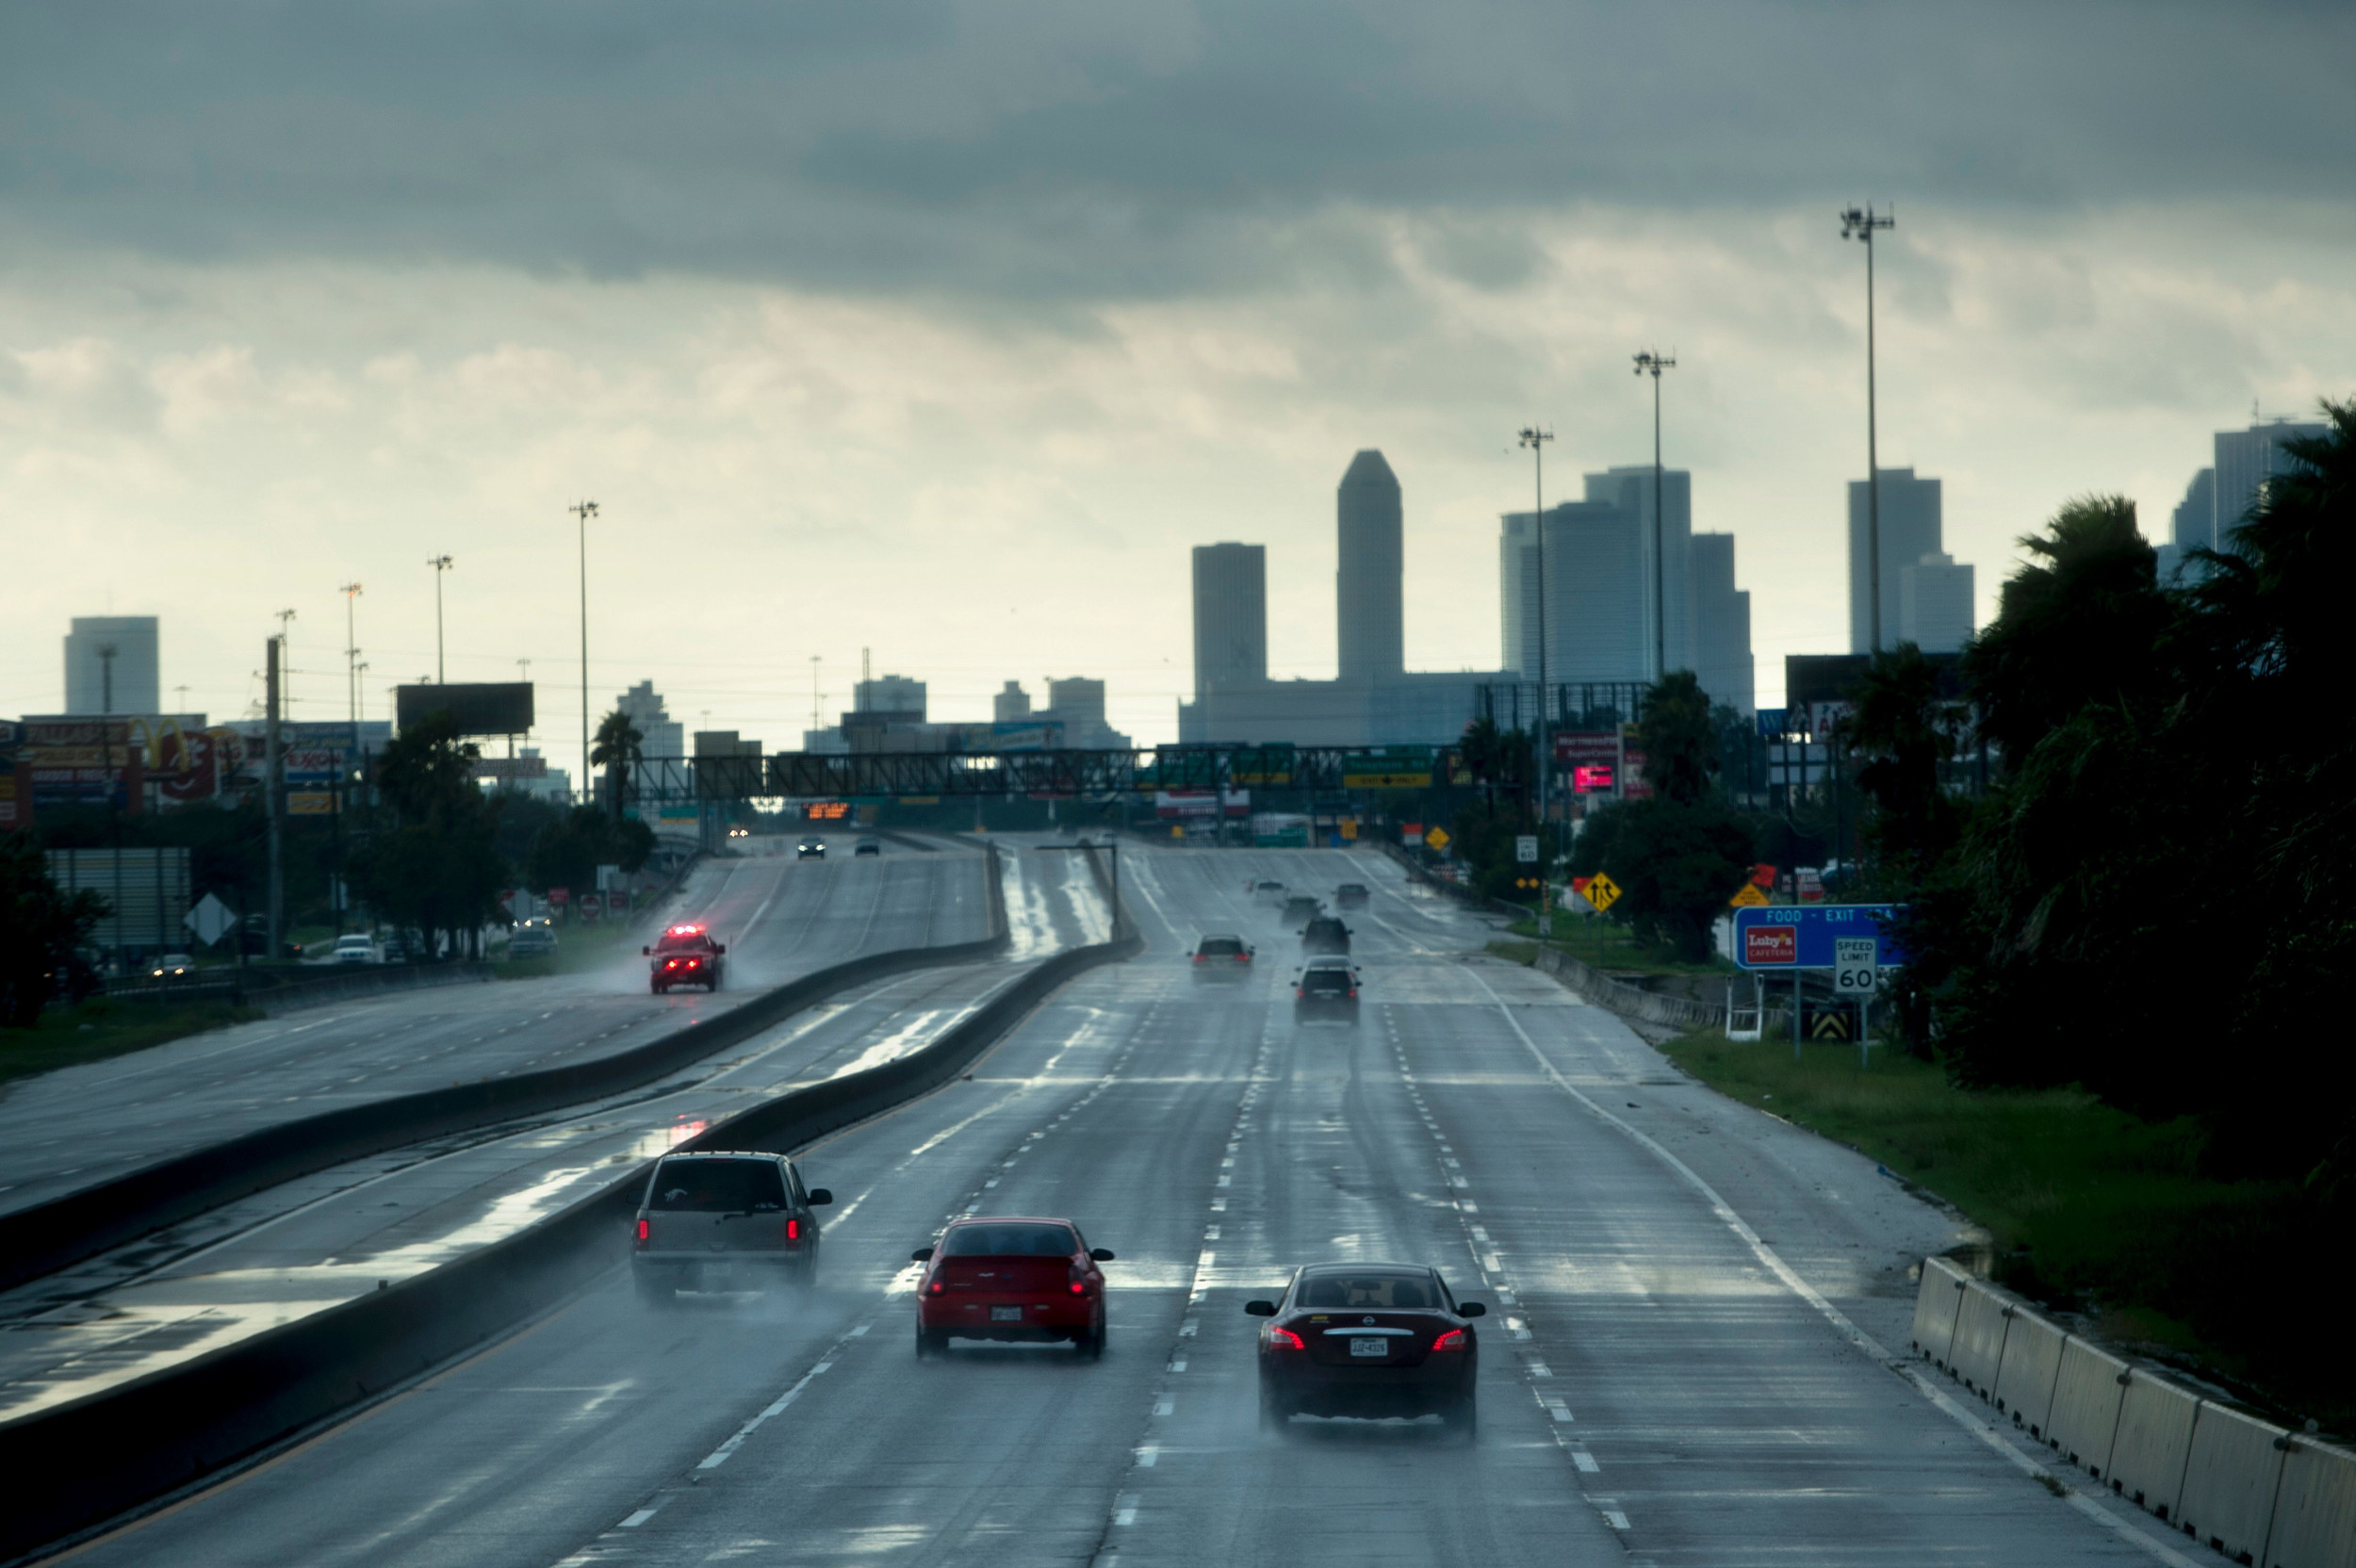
1498 499 1645 688
992 680 1033 723
64 616 160 715
1848 468 1943 654
2211 418 2327 544
1190 543 1268 695
854 675 925 718
1584 466 1693 679
616 679 683 758
1335 450 1403 683
1688 532 1755 713
2171 468 2217 553
1897 552 1975 653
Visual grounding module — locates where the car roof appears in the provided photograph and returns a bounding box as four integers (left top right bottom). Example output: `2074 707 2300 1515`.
1198 931 1243 941
657 1150 785 1162
943 1215 1079 1229
1295 1261 1437 1278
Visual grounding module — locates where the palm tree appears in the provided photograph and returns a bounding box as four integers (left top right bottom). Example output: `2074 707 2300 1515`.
590 710 645 821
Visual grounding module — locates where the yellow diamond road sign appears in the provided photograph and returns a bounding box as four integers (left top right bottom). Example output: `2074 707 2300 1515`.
1582 873 1622 912
1728 883 1770 908
1423 826 1451 851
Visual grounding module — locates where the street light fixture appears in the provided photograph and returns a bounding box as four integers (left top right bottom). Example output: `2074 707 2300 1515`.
426 556 454 683
340 582 363 729
1840 203 1896 651
571 500 599 803
1517 425 1556 937
1631 351 1677 680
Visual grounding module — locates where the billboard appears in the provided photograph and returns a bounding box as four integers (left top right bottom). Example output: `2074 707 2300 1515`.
396 682 535 737
1154 789 1249 819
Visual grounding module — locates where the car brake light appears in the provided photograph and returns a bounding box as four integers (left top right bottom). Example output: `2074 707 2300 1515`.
1432 1329 1466 1351
1235 954 1248 961
1193 955 1204 963
1296 988 1305 999
786 1217 800 1242
929 1280 944 1294
1267 1325 1305 1350
1070 1281 1086 1295
1347 989 1357 998
634 1218 649 1249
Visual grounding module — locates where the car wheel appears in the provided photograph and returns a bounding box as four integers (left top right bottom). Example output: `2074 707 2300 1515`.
916 1325 948 1358
1445 1395 1477 1442
1079 1314 1106 1360
635 1270 677 1308
1259 1383 1291 1432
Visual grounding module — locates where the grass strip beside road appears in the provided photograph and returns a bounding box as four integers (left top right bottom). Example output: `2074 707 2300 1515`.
1658 1028 2348 1431
0 998 265 1087
1499 914 1736 976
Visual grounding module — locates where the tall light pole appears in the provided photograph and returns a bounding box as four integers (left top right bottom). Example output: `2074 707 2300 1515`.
810 655 822 738
99 644 123 970
1841 204 1895 651
426 556 454 682
1518 425 1555 936
340 582 363 731
275 608 298 714
571 500 599 802
1632 350 1677 681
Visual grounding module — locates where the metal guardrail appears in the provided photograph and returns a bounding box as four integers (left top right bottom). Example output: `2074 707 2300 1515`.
0 867 1135 1561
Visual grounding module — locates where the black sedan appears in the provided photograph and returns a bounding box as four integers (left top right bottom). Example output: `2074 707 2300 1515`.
1247 1263 1483 1437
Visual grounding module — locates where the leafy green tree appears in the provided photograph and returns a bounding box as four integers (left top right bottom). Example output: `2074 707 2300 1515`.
1634 671 1717 806
0 833 108 1026
349 712 510 958
591 709 645 822
1844 644 1965 890
524 807 655 898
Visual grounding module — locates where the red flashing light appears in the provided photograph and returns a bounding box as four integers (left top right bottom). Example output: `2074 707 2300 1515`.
634 1218 650 1249
1432 1329 1466 1351
1267 1325 1305 1350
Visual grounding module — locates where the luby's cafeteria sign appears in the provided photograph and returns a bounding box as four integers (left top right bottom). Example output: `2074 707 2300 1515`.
1742 924 1798 966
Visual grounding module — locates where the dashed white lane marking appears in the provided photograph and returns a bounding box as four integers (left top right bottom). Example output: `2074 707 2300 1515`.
618 1507 659 1527
1458 968 2209 1568
696 1357 836 1469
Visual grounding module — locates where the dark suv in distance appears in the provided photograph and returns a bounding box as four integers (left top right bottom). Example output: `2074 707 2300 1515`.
631 1151 829 1305
1301 915 1351 956
1247 1264 1484 1436
1281 894 1322 925
1294 957 1361 1024
1192 932 1256 979
797 835 826 858
1335 882 1370 908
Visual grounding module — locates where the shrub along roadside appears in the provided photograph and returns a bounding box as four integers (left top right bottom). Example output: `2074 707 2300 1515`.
0 998 265 1088
1657 1028 2348 1432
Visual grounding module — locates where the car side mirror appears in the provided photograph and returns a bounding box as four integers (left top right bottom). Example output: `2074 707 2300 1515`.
807 1188 832 1205
1457 1301 1486 1317
910 1246 935 1262
1243 1300 1278 1316
713 943 726 955
1090 1248 1115 1262
641 946 651 956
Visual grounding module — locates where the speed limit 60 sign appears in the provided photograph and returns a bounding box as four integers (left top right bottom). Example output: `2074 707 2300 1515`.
1833 937 1879 994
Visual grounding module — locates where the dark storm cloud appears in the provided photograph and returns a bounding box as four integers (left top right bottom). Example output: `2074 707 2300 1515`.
4 0 2350 298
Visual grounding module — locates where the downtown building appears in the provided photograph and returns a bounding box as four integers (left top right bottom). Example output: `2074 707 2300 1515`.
1847 467 1975 655
2157 414 2330 582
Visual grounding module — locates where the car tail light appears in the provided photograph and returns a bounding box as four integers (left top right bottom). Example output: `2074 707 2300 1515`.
1235 954 1249 961
1295 988 1305 999
786 1217 801 1243
1432 1329 1466 1351
1267 1325 1305 1350
664 958 679 970
1070 1281 1086 1295
1347 989 1357 998
634 1218 650 1250
929 1280 944 1294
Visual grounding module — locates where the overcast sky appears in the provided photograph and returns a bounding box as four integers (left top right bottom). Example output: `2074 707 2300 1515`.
6 0 2353 758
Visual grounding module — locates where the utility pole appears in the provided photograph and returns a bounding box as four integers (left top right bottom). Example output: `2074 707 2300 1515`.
810 656 822 736
426 556 453 682
571 501 599 803
340 582 363 730
99 644 123 972
275 608 298 715
1632 351 1677 680
1518 425 1555 936
1841 204 1896 651
266 634 284 966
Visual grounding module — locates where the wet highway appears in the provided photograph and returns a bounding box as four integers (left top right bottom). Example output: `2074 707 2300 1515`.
0 845 990 1217
54 847 2195 1567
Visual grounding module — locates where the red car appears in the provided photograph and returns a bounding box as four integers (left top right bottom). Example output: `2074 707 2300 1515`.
644 923 727 994
911 1217 1115 1359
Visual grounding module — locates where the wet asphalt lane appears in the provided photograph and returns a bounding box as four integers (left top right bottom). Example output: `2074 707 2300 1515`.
58 847 2186 1568
0 849 988 1217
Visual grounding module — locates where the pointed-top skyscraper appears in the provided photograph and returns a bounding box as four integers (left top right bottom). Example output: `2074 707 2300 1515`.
1336 449 1403 683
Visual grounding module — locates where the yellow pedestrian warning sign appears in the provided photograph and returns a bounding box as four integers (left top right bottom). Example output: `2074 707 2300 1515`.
1728 883 1770 908
1581 873 1622 912
1423 826 1451 851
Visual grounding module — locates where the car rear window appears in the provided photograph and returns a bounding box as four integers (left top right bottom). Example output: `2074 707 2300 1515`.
1199 938 1244 956
941 1223 1078 1257
1298 1272 1437 1309
1301 969 1352 994
650 1159 786 1212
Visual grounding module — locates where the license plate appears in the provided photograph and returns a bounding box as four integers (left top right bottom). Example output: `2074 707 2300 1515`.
1350 1337 1390 1358
990 1306 1024 1323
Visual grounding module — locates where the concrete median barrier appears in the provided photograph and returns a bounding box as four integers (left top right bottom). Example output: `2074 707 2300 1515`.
0 910 1137 1560
2174 1400 2288 1564
1946 1280 2013 1396
2266 1436 2356 1568
2046 1335 2132 1478
1988 1303 2067 1438
2108 1369 2201 1521
0 848 1008 1295
1909 1255 1969 1363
